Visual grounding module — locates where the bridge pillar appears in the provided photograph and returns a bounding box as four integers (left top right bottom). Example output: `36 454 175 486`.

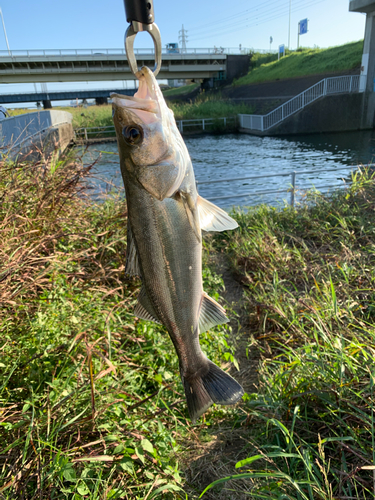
95 97 108 105
42 100 52 109
349 1 375 127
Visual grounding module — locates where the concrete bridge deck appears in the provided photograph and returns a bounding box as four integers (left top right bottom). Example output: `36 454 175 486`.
0 48 242 83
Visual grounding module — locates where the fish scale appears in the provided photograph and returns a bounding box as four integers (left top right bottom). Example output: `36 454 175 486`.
112 66 244 422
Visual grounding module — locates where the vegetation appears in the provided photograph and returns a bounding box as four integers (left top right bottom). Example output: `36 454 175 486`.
201 169 375 499
236 40 363 85
168 92 253 120
0 152 238 499
162 83 199 97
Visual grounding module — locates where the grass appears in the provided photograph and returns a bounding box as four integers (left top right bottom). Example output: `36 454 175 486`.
162 83 200 97
200 169 375 499
0 150 240 499
168 92 253 120
3 139 375 499
235 40 363 85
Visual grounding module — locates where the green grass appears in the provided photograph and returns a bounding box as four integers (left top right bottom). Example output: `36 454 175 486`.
201 170 375 499
163 83 199 97
0 152 239 499
236 40 363 85
169 92 253 120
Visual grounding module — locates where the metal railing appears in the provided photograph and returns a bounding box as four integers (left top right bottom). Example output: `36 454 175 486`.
75 125 116 141
0 47 253 58
176 117 236 133
238 75 361 132
75 117 236 140
197 165 360 206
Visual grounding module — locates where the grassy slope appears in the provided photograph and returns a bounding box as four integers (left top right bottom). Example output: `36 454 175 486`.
201 170 375 499
236 40 363 85
162 83 199 97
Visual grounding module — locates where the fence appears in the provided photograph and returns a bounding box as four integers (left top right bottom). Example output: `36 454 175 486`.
75 125 116 141
238 75 361 133
75 117 236 141
197 165 361 207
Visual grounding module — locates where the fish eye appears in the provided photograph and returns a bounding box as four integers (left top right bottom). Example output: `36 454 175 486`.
123 126 143 146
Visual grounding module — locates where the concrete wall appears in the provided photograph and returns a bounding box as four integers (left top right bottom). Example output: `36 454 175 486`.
266 93 363 136
226 55 250 82
0 110 73 159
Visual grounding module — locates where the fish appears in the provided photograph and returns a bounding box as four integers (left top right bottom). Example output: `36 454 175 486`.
111 66 244 422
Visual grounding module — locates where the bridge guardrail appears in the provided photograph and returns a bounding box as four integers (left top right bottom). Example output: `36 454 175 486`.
239 75 361 133
0 47 256 58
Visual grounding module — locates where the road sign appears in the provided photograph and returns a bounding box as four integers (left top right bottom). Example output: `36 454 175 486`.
299 18 308 35
278 44 285 60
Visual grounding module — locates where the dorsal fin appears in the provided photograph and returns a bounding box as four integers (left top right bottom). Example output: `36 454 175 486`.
125 224 141 277
197 196 238 232
199 292 229 334
134 286 161 324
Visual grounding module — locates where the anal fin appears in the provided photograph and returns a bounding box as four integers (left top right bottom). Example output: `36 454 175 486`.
199 292 229 334
134 286 161 324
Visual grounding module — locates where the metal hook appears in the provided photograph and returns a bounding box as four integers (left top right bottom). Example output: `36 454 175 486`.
125 21 162 77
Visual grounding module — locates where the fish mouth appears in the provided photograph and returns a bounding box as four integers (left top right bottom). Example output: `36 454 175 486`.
111 66 161 125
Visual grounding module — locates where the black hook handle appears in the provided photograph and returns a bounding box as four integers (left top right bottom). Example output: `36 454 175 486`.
123 0 154 25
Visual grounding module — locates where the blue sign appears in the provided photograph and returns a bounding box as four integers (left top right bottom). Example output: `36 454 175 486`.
279 44 285 56
299 18 308 35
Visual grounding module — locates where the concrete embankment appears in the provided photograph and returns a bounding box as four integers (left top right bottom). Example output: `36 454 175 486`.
0 110 74 160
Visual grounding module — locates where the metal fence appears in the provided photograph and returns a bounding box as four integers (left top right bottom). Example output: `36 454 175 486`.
75 125 116 141
238 75 361 133
75 117 236 140
176 117 236 133
197 165 360 206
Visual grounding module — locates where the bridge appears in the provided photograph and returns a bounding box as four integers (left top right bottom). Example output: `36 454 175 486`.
0 47 250 84
0 87 136 105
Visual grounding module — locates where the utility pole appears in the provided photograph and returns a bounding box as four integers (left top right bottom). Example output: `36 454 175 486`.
0 8 10 55
179 24 188 53
288 0 291 50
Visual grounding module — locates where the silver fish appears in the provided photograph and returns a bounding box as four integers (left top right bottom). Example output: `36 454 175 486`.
111 67 244 422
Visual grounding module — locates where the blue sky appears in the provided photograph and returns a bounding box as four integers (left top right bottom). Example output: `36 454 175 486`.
0 0 367 101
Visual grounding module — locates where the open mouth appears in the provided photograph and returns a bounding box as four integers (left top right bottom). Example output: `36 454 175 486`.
111 68 161 124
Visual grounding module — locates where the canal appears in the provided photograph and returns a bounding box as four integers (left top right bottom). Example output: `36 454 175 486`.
79 130 375 208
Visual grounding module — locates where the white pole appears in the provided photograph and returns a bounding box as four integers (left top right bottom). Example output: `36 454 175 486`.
297 22 300 50
0 8 10 56
288 0 291 50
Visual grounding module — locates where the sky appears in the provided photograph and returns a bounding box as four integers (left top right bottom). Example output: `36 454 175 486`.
0 0 367 102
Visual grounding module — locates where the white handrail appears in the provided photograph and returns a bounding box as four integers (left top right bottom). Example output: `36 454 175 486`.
238 75 361 132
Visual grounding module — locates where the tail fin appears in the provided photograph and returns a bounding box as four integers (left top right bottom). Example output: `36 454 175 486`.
181 359 244 423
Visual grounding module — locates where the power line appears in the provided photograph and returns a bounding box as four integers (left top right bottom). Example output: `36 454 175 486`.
188 0 285 33
189 0 324 40
188 0 325 43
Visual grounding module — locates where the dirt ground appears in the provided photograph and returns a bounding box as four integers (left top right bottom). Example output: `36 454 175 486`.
183 252 261 500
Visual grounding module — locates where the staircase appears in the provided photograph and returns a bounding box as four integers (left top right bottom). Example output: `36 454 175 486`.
238 75 362 133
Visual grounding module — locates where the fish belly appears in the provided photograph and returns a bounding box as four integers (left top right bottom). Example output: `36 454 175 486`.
127 180 203 372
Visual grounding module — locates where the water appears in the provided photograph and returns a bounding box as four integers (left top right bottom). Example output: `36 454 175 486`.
79 130 375 208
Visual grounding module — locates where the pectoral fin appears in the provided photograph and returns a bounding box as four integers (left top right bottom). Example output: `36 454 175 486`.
197 196 238 232
134 286 161 324
199 292 229 334
125 224 141 277
180 191 201 243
